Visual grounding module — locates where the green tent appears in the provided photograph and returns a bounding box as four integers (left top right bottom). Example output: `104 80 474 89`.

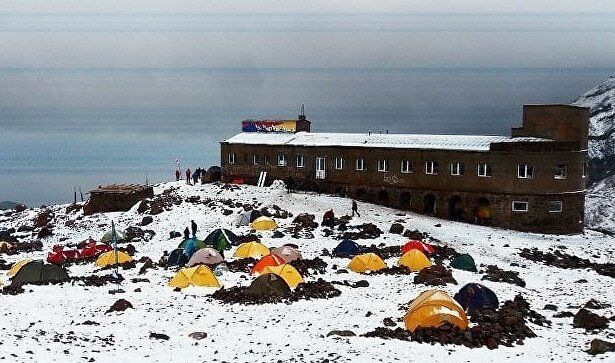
11 260 70 286
204 229 237 251
248 273 291 298
101 229 126 244
450 253 478 272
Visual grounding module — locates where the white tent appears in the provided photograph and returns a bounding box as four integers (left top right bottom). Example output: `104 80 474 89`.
235 211 251 227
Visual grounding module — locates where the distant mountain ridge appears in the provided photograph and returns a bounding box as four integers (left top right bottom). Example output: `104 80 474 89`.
0 201 20 210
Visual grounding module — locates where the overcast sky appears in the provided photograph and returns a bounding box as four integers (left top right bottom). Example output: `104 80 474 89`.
3 0 615 14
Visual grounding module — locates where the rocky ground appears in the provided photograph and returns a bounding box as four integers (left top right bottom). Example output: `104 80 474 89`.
0 181 614 362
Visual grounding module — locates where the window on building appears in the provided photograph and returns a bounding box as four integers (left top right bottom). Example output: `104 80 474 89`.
425 161 438 175
451 161 464 176
296 155 305 168
377 159 389 172
548 201 563 213
356 157 365 171
518 164 534 179
401 160 412 173
582 161 588 178
277 154 287 167
512 201 529 212
228 152 236 164
335 156 344 170
264 155 269 165
253 155 259 165
554 164 567 179
478 162 492 177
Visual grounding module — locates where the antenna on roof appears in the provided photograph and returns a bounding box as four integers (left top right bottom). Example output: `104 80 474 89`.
299 104 306 120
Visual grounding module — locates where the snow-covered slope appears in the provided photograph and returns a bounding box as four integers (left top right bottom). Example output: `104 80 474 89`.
574 76 615 180
0 181 613 362
575 76 615 232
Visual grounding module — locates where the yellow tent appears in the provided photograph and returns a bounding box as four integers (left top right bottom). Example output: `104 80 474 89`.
347 253 386 273
262 264 303 288
168 265 221 288
404 290 468 332
398 249 432 272
95 251 133 267
233 241 270 259
250 216 278 231
7 259 32 277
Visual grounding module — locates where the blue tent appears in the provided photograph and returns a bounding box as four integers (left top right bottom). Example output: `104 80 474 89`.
453 283 499 312
332 239 361 257
167 248 185 267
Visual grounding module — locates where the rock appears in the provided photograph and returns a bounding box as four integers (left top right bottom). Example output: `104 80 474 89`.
271 231 285 239
106 299 133 313
34 210 53 228
584 299 611 310
414 265 457 286
17 225 34 233
222 209 233 216
543 304 558 311
354 280 369 288
383 318 396 327
141 216 153 226
13 204 27 212
188 332 208 340
37 226 53 239
573 308 609 330
149 332 169 340
553 311 574 318
587 339 615 355
482 265 526 287
434 223 441 227
389 223 404 235
327 330 356 337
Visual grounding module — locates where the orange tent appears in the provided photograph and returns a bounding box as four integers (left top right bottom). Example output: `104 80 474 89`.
250 254 286 275
404 290 468 332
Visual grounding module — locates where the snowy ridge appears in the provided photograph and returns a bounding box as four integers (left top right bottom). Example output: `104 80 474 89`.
0 181 614 362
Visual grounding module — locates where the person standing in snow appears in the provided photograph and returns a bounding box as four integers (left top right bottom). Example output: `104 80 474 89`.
191 220 197 238
192 170 198 185
185 168 191 185
183 227 190 240
175 169 180 181
352 200 360 217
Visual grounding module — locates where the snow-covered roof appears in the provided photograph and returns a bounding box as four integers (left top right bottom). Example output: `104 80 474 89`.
223 132 551 152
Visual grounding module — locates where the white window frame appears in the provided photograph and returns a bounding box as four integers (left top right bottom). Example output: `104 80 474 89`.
356 158 365 171
517 164 533 179
548 201 563 213
296 155 305 168
554 164 567 179
401 160 412 174
277 154 287 167
335 156 344 170
425 161 437 175
228 152 236 164
253 155 259 165
511 201 529 212
451 161 463 176
377 159 389 172
478 163 492 177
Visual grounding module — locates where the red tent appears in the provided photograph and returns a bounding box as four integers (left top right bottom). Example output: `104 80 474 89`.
47 251 65 265
80 242 112 259
401 240 435 255
250 254 285 275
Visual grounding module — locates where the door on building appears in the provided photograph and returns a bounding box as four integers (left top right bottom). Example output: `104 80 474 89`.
316 157 326 179
423 194 437 214
448 195 463 220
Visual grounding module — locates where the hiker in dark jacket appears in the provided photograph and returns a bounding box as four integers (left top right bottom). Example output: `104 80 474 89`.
322 209 335 227
191 220 197 238
352 200 360 217
175 169 180 181
185 168 191 185
192 170 199 185
183 227 190 240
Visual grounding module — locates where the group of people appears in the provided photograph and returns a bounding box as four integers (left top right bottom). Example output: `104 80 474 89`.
322 200 361 227
175 168 207 185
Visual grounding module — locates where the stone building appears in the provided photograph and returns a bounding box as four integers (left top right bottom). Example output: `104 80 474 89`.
220 105 589 234
83 184 154 215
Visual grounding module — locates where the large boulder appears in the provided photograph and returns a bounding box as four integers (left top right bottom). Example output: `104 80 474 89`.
573 308 609 330
389 223 404 235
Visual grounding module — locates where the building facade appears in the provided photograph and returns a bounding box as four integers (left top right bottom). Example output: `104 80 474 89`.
220 105 589 234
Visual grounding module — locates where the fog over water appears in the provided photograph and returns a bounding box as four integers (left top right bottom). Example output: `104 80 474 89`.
1 13 615 205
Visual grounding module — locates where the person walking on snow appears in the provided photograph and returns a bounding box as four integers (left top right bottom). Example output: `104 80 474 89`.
185 168 192 185
191 220 197 238
175 169 180 181
183 227 190 240
352 200 360 217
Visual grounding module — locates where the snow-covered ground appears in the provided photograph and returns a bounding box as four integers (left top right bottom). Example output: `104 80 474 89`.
1 181 614 362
